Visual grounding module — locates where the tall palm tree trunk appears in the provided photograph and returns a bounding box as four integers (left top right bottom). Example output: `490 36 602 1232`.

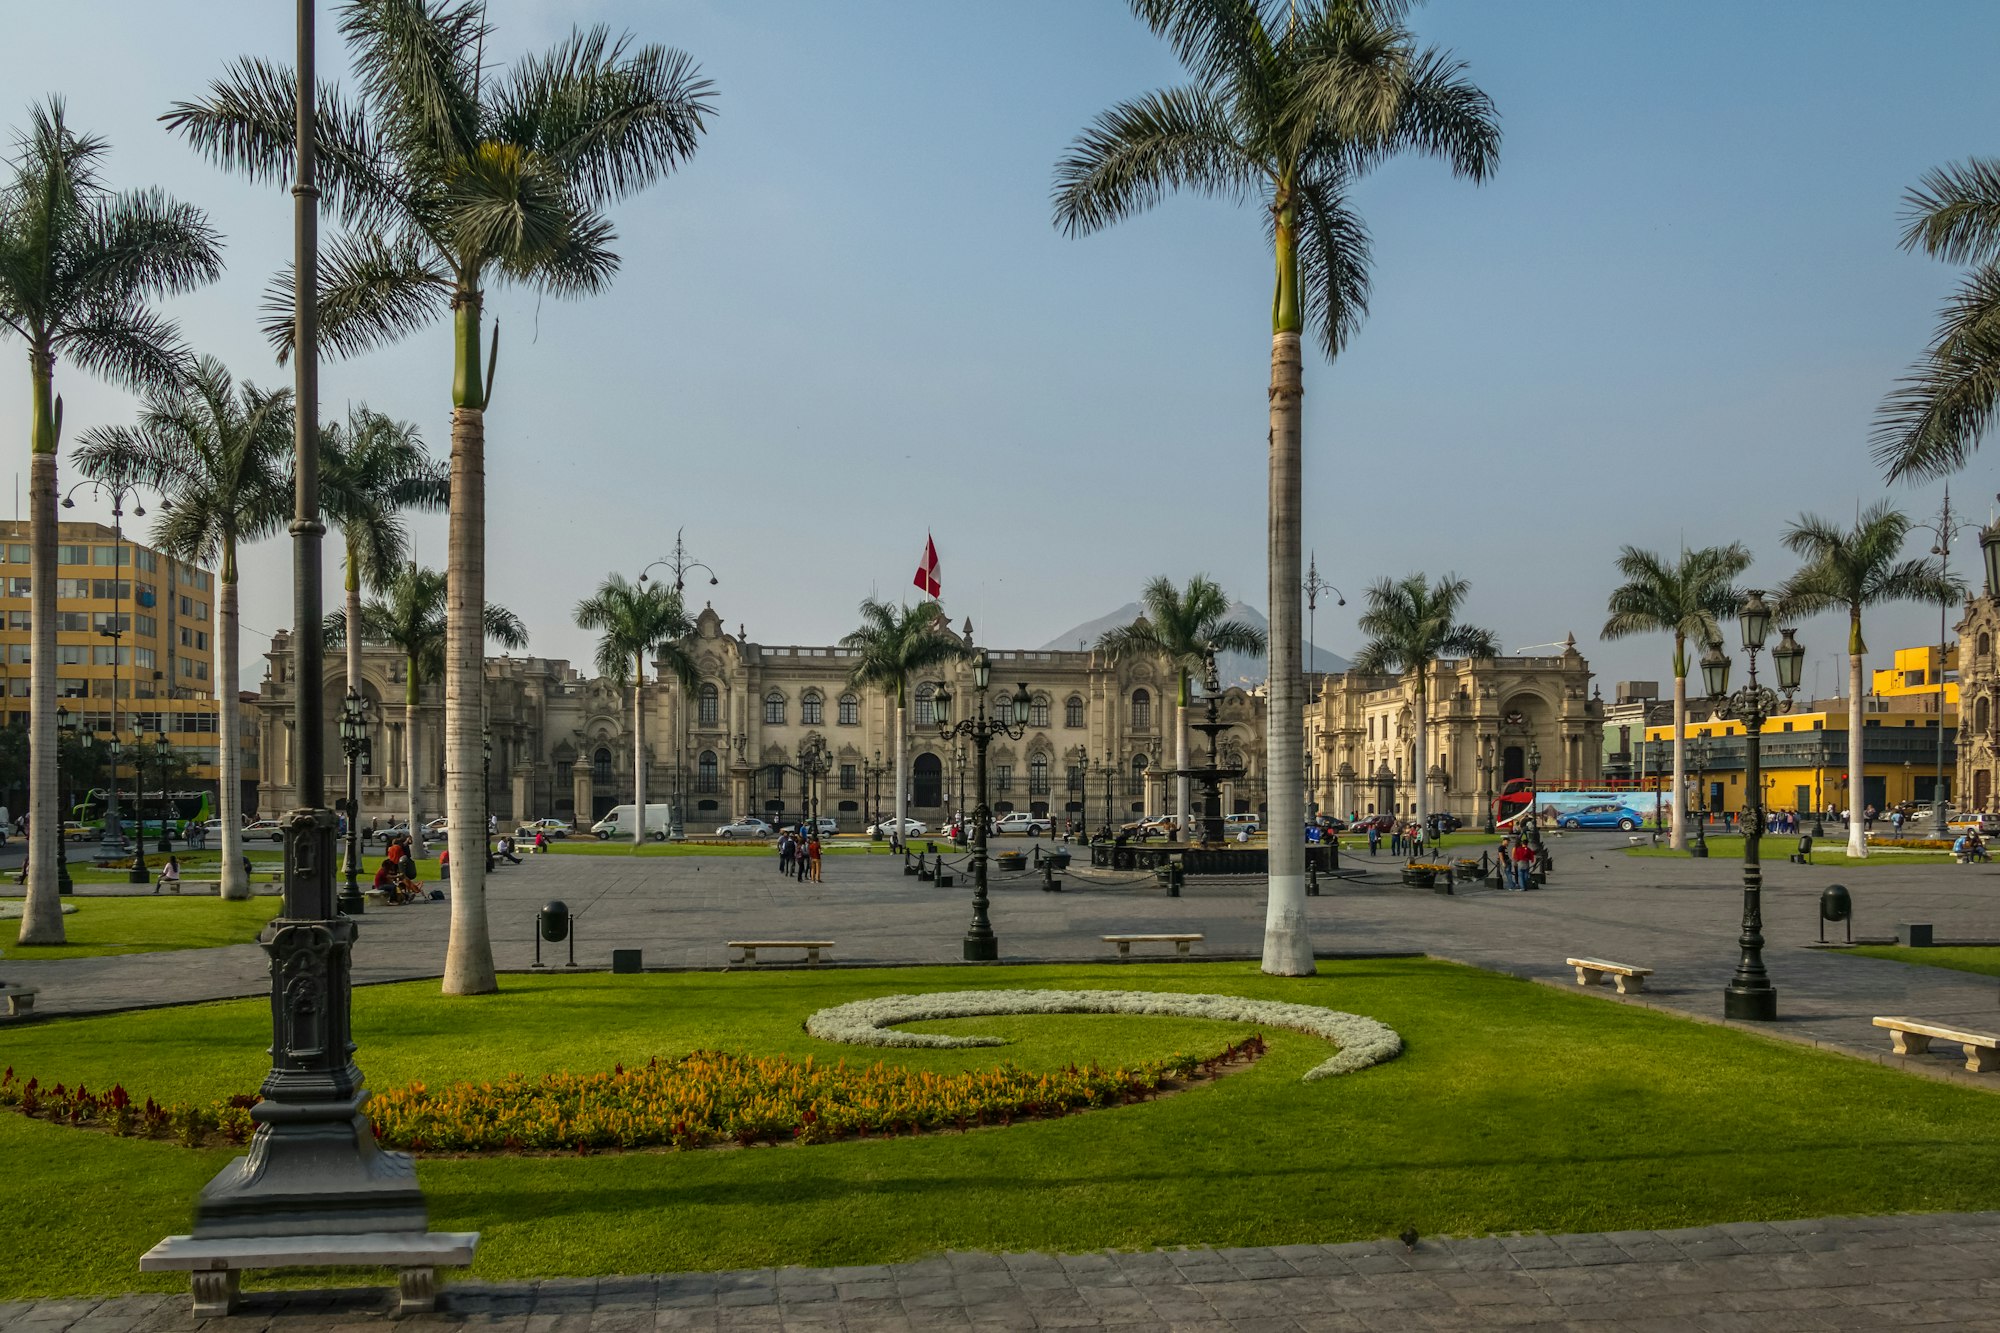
1847 611 1867 859
216 548 248 900
1413 679 1429 841
442 395 494 994
19 385 62 946
1261 319 1313 975
404 666 421 858
1669 666 1688 851
631 654 647 847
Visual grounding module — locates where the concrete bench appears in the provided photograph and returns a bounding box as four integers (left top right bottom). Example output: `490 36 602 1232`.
1872 1016 2000 1072
140 1230 478 1316
1567 957 1653 995
0 984 36 1018
729 940 833 965
1103 933 1204 958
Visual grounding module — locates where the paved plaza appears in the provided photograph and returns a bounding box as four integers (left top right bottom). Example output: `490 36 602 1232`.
8 837 2000 1328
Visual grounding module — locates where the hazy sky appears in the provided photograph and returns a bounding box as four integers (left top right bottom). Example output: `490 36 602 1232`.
5 0 1999 703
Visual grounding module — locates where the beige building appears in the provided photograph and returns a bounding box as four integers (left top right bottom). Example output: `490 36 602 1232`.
1306 635 1605 824
254 604 1276 832
1955 597 2000 811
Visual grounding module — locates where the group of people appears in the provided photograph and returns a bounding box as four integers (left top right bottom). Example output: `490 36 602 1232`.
372 839 428 904
1364 822 1437 858
1954 830 1992 863
777 827 823 882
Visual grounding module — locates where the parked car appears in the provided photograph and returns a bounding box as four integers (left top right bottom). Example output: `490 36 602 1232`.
1119 815 1177 839
424 817 450 836
715 818 775 839
1223 814 1261 835
1350 814 1396 833
61 820 91 843
1312 816 1349 833
373 822 413 845
243 819 287 843
799 817 840 838
516 818 572 840
993 812 1049 836
869 817 928 838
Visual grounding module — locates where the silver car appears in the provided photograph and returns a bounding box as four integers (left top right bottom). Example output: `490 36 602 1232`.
715 818 775 839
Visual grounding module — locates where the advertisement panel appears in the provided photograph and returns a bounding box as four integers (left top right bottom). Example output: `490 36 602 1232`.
1498 788 1676 832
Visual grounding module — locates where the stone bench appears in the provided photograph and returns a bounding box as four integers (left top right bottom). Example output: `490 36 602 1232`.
0 983 36 1018
1103 933 1204 958
1872 1016 2000 1072
1566 956 1653 995
139 1230 478 1316
729 940 833 965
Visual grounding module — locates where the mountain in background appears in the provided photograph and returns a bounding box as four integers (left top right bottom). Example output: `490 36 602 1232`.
1038 602 1351 688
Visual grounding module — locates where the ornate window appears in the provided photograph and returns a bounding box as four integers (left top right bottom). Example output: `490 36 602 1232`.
765 764 785 792
1129 754 1148 795
1979 696 1992 736
1131 689 1151 730
914 681 937 726
839 762 857 790
1982 633 1993 659
1065 695 1085 728
1029 695 1050 729
996 763 1014 793
1029 755 1050 795
697 750 719 793
592 747 613 785
838 693 859 725
764 691 785 725
698 683 719 726
802 690 823 726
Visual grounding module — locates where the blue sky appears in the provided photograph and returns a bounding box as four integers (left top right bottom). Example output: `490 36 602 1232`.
4 0 1997 701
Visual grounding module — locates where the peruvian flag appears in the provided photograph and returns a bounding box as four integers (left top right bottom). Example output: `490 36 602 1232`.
913 534 941 598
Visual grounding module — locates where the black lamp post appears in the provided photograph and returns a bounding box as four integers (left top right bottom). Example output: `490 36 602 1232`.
54 705 73 895
1071 752 1088 839
932 650 1031 961
337 688 368 915
1526 740 1543 854
118 738 148 885
63 476 141 866
1702 591 1805 1023
155 726 173 853
796 735 831 830
1688 731 1710 858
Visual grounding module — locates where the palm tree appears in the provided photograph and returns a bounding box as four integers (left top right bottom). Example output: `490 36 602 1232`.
1096 576 1266 837
0 99 222 946
1351 573 1498 842
73 357 293 901
1601 544 1752 851
325 565 525 965
1874 157 2000 479
1777 504 1961 857
167 0 714 995
1053 0 1498 975
842 599 968 836
574 575 697 847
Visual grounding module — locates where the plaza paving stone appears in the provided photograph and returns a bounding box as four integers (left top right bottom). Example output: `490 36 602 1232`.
12 1214 2000 1329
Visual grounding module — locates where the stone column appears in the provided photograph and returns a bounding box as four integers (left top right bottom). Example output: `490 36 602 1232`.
572 768 593 826
510 768 529 824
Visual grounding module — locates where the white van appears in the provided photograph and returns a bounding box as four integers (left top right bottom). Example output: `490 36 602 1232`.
591 804 675 841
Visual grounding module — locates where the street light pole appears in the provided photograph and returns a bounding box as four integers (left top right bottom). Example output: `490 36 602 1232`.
1914 486 1972 836
337 688 368 915
932 651 1032 961
1302 553 1344 704
64 478 143 864
53 705 74 895
1689 732 1710 858
1701 592 1805 1023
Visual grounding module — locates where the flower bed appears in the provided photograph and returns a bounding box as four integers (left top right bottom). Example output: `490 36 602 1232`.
804 989 1401 1081
0 1038 1267 1155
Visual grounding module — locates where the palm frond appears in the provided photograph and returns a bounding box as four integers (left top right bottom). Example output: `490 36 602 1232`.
1900 157 2000 265
338 0 485 171
1052 84 1258 238
262 228 451 362
1871 261 2000 480
1291 169 1370 360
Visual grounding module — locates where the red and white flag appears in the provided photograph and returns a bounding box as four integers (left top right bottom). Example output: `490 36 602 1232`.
913 534 941 598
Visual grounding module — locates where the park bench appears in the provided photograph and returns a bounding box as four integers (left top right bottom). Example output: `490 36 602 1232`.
1566 956 1653 995
140 1230 477 1316
1102 933 1204 959
1872 1016 2000 1072
0 983 36 1017
729 940 834 965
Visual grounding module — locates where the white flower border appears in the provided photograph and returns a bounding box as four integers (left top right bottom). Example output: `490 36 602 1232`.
804 989 1401 1082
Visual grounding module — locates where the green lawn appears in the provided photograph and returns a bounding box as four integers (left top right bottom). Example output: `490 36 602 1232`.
1625 835 1954 866
545 837 903 857
0 895 280 959
1847 945 2000 978
2 959 1999 1299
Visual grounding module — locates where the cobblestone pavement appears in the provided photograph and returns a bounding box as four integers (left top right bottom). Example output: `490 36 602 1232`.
12 1212 2000 1330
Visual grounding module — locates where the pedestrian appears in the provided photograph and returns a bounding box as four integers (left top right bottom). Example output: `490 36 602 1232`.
794 832 810 882
778 831 794 876
1510 837 1535 890
1367 826 1380 857
808 835 823 882
1892 809 1904 836
497 835 522 866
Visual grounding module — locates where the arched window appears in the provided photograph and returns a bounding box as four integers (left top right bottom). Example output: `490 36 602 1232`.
592 747 613 785
698 682 719 726
697 749 718 793
1131 689 1151 730
1979 696 1992 736
764 691 785 725
801 690 823 726
1029 694 1050 729
914 681 937 726
1982 633 1993 658
838 693 859 725
1029 754 1050 794
913 753 943 807
765 763 785 792
1065 695 1085 728
1129 753 1148 795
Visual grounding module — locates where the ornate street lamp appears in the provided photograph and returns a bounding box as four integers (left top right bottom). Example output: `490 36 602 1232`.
932 651 1031 961
1101 749 1118 841
155 725 173 853
54 705 73 895
1688 731 1711 858
1702 594 1804 1022
1071 752 1089 840
1526 740 1543 853
336 688 369 915
63 476 141 866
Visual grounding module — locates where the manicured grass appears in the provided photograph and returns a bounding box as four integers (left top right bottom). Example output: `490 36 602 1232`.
1 895 280 959
1625 835 1954 866
546 838 1024 857
1847 945 2000 979
3 959 2000 1299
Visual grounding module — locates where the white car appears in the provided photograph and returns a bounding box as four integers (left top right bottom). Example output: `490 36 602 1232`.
243 819 287 843
715 818 775 839
870 817 927 838
993 812 1049 836
516 818 572 840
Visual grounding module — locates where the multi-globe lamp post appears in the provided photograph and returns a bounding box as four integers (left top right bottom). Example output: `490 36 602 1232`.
931 651 1032 961
337 688 370 915
1700 590 1805 1022
1687 731 1711 858
1526 740 1543 856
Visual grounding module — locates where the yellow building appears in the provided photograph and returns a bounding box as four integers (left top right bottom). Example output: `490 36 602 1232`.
1870 644 1957 709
